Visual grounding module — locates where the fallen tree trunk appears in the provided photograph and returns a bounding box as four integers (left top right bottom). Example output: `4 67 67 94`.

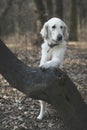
0 39 87 130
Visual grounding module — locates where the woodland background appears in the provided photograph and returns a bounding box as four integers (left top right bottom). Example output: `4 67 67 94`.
0 0 87 130
0 0 87 44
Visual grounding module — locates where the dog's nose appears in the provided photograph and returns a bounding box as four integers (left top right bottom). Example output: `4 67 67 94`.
57 34 62 41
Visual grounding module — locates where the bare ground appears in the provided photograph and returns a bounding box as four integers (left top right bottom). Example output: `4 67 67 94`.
0 42 87 130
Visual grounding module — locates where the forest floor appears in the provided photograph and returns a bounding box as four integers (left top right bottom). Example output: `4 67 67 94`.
0 41 87 130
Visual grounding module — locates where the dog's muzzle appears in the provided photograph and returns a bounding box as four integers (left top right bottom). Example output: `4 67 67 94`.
57 34 62 41
48 34 63 48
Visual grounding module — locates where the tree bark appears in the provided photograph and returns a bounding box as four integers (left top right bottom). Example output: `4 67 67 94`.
55 0 63 19
46 0 53 18
70 0 78 41
0 39 87 130
34 0 47 26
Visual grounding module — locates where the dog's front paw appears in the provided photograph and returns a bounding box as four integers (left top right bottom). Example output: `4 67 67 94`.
39 64 48 71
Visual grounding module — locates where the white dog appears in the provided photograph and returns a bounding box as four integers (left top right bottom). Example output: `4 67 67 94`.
37 17 69 120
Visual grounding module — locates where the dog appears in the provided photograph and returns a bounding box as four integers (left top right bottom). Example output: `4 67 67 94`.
37 17 69 120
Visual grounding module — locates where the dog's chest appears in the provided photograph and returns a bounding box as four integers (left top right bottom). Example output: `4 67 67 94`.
46 47 58 60
42 42 65 61
46 48 52 60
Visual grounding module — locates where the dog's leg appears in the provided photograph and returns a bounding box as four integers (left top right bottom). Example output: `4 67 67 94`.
37 100 46 120
40 58 61 69
39 43 49 67
39 52 47 67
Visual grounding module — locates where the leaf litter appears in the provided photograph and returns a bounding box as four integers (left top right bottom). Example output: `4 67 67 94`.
0 42 87 130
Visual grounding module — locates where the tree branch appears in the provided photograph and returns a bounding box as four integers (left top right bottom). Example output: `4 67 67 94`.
0 39 87 130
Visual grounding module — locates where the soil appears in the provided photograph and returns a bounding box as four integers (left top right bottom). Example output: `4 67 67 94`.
0 42 87 130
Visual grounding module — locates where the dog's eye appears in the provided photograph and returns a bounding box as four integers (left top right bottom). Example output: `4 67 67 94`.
52 25 56 29
60 26 63 29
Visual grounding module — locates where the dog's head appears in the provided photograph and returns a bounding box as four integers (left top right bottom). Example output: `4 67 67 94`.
40 17 69 46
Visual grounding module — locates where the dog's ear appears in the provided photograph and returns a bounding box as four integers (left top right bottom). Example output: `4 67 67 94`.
40 22 48 39
63 23 69 41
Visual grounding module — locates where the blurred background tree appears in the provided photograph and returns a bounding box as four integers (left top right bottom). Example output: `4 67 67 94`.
69 0 77 41
0 0 87 45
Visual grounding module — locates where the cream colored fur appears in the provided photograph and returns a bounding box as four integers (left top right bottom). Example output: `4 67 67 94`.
37 17 68 120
